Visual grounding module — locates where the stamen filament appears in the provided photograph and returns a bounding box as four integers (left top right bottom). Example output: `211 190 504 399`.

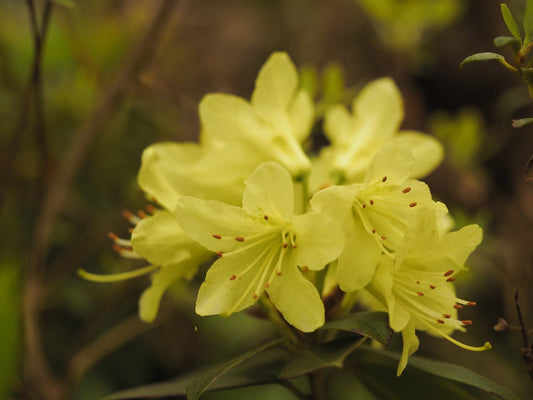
78 264 160 282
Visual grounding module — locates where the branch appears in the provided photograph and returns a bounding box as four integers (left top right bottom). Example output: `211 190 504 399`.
23 1 180 398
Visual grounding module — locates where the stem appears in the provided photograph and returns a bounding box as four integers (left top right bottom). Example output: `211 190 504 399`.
310 370 327 400
259 296 300 348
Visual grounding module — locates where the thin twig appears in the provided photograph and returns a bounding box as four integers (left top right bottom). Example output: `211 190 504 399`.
23 1 180 399
514 287 533 382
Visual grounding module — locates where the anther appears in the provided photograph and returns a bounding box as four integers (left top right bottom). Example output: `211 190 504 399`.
276 271 282 276
430 284 436 289
265 282 270 288
108 232 119 240
128 228 134 234
409 202 417 208
370 200 374 205
381 236 386 240
402 187 411 193
229 275 236 280
301 266 309 273
437 319 445 324
444 270 454 276
362 204 366 208
145 204 157 214
283 243 288 248
417 291 424 296
137 210 147 219
292 244 297 248
212 234 222 239
416 281 420 284
216 251 223 258
446 277 456 282
443 313 451 319
372 229 376 234
466 301 477 307
454 304 463 309
462 320 473 326
264 215 269 220
382 176 387 182
252 294 258 299
235 236 245 242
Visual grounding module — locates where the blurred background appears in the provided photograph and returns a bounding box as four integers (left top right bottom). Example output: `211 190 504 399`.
1 0 533 399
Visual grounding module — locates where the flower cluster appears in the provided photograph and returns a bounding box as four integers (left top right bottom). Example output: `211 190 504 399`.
82 52 490 374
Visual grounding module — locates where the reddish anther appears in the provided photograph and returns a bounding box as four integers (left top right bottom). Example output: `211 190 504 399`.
283 243 288 248
417 291 424 296
229 275 236 280
430 284 436 289
145 204 157 214
381 236 387 240
137 210 147 218
444 270 454 276
409 202 417 208
466 301 477 307
370 200 374 205
454 304 464 309
362 204 366 208
276 271 282 276
252 294 258 299
437 319 445 324
264 215 269 220
402 187 411 193
235 236 245 242
371 229 376 234
108 232 119 240
462 320 473 326
443 313 451 318
382 176 387 182
446 277 456 282
265 282 270 288
216 251 223 258
212 234 222 239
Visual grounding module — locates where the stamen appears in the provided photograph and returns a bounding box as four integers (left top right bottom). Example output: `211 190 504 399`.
235 236 245 242
437 319 445 324
301 266 309 273
454 304 464 309
145 204 157 214
430 284 436 289
276 271 282 276
283 243 288 248
402 187 411 193
137 210 147 219
446 277 456 282
108 233 132 247
213 234 222 239
372 229 376 234
122 210 140 225
216 251 223 258
443 313 451 318
265 282 270 288
416 281 420 284
462 320 473 326
444 270 454 276
112 244 139 258
466 301 477 306
370 200 374 205
230 275 236 280
417 291 424 296
409 202 417 208
252 294 258 299
264 215 269 220
362 204 366 208
78 264 160 282
418 319 492 352
382 176 387 182
381 236 387 240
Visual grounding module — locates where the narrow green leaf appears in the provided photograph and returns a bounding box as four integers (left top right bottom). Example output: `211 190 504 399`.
321 311 392 346
460 52 517 72
512 117 533 127
103 340 285 399
356 346 520 400
185 339 283 400
279 338 364 379
525 0 533 42
500 4 522 41
494 36 521 49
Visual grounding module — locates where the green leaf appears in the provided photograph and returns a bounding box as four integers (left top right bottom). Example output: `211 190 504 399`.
460 52 517 72
104 339 285 399
355 346 520 400
511 117 533 127
525 0 533 42
279 338 364 379
500 4 521 41
494 36 521 49
321 311 392 346
185 339 283 400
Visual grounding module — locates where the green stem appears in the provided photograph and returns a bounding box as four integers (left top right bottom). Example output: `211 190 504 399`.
259 296 300 348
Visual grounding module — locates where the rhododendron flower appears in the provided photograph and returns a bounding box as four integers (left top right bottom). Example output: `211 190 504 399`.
175 162 344 332
311 140 446 292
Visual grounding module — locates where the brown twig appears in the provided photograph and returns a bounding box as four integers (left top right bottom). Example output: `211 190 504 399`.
23 1 180 399
514 288 533 383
